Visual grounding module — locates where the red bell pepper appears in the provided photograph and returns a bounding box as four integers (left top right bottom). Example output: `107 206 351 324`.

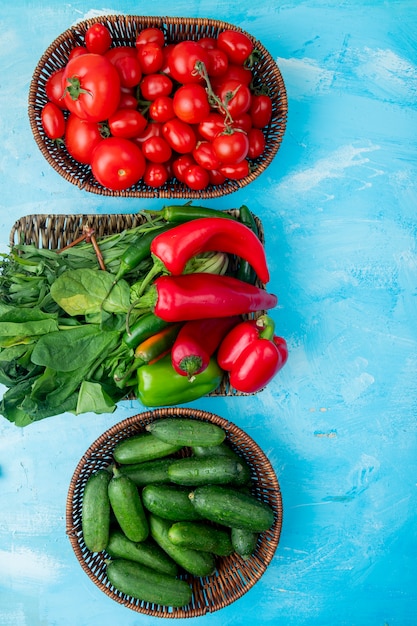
217 315 288 393
150 217 270 284
171 315 241 379
138 273 278 322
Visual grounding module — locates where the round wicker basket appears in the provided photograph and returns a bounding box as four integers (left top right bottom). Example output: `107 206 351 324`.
29 15 287 199
66 407 283 617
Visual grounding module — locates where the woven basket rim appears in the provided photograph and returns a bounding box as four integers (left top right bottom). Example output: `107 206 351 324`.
66 407 283 618
28 14 288 199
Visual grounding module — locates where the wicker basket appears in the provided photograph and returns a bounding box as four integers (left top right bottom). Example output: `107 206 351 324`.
66 408 283 617
28 15 287 199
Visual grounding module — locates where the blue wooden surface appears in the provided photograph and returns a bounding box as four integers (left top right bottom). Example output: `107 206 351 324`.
1 1 416 625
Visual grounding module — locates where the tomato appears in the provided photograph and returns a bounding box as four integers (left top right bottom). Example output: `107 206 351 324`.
209 169 227 185
172 154 196 182
149 96 175 123
141 135 172 163
45 69 67 109
197 113 226 141
173 83 210 124
105 46 138 64
216 79 252 118
247 127 266 159
133 121 162 144
183 164 210 190
249 94 273 129
41 102 66 139
219 159 250 180
162 118 196 154
160 43 175 75
168 41 209 83
114 55 142 88
85 23 112 55
232 112 252 134
139 73 173 100
197 37 217 50
68 46 88 60
212 130 249 164
108 108 147 138
65 113 104 164
91 137 145 190
211 64 252 88
118 91 138 109
206 48 229 77
217 30 254 65
135 27 165 49
192 141 221 170
137 42 163 74
143 162 169 188
62 53 120 122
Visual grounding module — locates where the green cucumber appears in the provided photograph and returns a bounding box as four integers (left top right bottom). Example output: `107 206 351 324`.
106 529 178 576
149 514 216 577
168 455 241 486
231 527 259 560
117 458 172 486
81 468 111 552
146 417 226 447
191 442 252 486
106 558 192 607
168 522 233 556
142 484 202 521
113 431 182 465
108 469 149 542
189 485 275 532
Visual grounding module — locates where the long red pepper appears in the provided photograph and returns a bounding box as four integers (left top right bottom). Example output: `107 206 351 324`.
150 217 270 284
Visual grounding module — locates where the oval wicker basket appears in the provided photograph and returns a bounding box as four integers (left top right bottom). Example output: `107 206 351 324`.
66 408 283 617
29 14 287 199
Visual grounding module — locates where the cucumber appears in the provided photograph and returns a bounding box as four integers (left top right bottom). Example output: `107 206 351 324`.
142 484 202 521
106 558 192 607
191 443 252 486
168 522 234 556
106 529 178 576
117 458 172 486
149 514 216 577
189 485 275 532
81 468 111 552
231 527 259 560
108 469 149 542
113 431 182 465
168 455 241 486
146 417 226 447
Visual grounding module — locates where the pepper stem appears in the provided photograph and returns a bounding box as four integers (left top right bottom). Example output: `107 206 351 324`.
255 314 276 340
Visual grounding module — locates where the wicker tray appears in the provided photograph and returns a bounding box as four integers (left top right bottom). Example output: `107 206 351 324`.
66 408 283 617
28 15 287 199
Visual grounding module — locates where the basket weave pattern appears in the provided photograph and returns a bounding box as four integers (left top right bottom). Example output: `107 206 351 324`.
28 15 288 198
66 408 283 617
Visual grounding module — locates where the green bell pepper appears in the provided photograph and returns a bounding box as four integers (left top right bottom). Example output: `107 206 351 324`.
137 355 223 407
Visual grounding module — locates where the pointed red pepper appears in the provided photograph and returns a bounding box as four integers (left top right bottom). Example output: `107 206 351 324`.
217 315 288 393
150 217 270 284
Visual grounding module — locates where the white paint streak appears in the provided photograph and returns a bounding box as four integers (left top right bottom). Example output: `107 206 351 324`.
276 56 334 97
0 547 65 587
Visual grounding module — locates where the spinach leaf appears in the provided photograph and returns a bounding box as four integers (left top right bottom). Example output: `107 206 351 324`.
76 381 116 415
0 307 59 347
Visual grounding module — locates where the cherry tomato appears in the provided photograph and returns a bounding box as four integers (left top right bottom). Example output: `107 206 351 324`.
45 69 67 109
168 41 209 83
216 79 252 117
91 137 145 190
41 102 66 139
206 48 229 77
247 127 266 159
118 91 139 109
249 94 273 129
143 162 169 188
197 36 217 50
68 46 88 60
114 55 142 88
212 130 249 164
162 118 197 154
141 135 172 163
217 30 254 65
135 27 165 49
192 141 221 170
62 53 120 122
140 73 173 100
65 113 104 164
198 113 226 141
173 83 210 124
183 164 210 190
137 42 164 74
232 113 252 134
108 108 147 138
219 159 250 180
149 96 175 123
172 154 196 182
85 23 112 55
211 64 253 89
105 46 138 64
209 169 227 185
133 121 162 144
160 43 175 75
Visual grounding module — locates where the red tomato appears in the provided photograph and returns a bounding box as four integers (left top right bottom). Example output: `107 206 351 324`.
65 113 103 164
197 37 217 50
143 162 169 187
216 79 252 117
212 130 249 164
160 43 175 75
91 137 145 190
149 96 175 123
232 113 252 134
168 41 209 83
219 159 250 180
192 141 221 170
105 46 138 64
198 113 226 141
162 118 197 154
45 69 67 109
183 164 210 190
211 64 253 88
108 108 147 138
206 48 229 77
137 42 164 74
217 30 254 65
247 127 266 159
114 55 142 88
209 169 227 185
250 94 273 128
135 27 165 49
118 91 138 109
173 84 210 124
140 73 173 100
141 136 172 163
41 102 66 139
62 53 120 122
133 121 162 144
68 46 88 60
172 154 196 182
85 23 112 55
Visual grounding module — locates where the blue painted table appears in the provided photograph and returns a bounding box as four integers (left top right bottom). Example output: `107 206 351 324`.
1 1 416 625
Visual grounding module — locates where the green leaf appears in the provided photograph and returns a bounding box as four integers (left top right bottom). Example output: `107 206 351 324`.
76 381 116 415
